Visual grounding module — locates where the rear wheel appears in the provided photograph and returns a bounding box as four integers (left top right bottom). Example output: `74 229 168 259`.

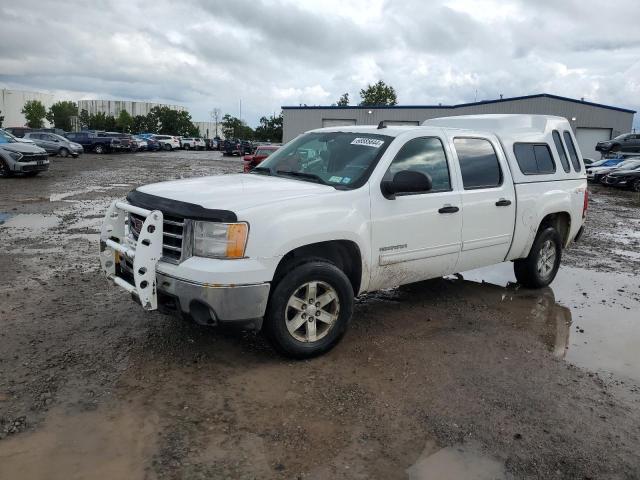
514 227 562 288
264 261 354 358
58 147 70 158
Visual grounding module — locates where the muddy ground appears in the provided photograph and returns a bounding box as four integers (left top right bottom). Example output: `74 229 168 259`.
0 151 639 480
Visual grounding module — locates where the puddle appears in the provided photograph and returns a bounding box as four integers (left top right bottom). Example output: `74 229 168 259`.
0 212 13 224
457 263 640 383
0 405 158 480
407 441 505 480
0 214 61 235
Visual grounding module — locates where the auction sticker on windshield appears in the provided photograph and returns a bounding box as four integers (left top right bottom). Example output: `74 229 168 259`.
351 137 385 148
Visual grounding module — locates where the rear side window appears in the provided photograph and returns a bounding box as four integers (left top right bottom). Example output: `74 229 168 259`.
386 137 451 192
563 131 581 172
513 143 556 175
454 138 502 189
552 131 571 173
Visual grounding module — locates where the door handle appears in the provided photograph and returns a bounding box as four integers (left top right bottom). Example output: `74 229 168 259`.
438 205 460 214
495 198 512 207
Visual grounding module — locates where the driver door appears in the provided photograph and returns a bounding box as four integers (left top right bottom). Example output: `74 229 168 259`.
368 135 463 291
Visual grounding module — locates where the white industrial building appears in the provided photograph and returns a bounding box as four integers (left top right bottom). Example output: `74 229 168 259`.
193 121 223 139
282 93 636 159
77 99 186 118
0 89 55 128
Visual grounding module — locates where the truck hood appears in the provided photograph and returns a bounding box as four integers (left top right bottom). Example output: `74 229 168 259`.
135 174 336 212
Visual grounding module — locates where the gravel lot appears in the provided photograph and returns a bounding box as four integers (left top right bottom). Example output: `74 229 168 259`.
1 151 639 479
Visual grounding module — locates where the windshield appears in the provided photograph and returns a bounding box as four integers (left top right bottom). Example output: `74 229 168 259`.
0 130 17 144
255 131 393 188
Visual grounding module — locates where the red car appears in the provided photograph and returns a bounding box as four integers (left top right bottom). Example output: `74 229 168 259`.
243 145 280 172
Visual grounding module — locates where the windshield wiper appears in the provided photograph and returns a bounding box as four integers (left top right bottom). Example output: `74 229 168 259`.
276 170 329 185
251 166 271 175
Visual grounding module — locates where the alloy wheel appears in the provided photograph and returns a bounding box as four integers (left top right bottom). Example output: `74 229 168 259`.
285 281 340 342
536 240 556 279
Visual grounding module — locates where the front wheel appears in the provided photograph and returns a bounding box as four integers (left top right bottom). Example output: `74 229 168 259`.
58 147 69 158
514 227 562 288
264 261 354 358
0 160 13 178
163 144 172 151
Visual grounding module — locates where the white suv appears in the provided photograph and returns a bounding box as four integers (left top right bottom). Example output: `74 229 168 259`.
153 135 181 151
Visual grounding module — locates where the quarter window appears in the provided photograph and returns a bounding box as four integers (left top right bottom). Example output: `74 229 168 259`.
454 138 502 189
513 143 556 175
563 131 582 172
385 137 451 192
552 131 571 173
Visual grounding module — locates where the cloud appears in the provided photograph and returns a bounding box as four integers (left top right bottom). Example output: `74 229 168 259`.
0 0 638 127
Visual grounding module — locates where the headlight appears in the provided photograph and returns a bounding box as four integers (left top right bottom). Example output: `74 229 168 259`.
8 151 23 161
193 221 248 259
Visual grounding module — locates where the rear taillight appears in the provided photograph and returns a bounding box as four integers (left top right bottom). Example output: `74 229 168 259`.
582 189 589 218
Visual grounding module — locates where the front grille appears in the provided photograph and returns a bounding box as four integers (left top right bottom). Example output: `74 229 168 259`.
18 153 48 163
129 212 185 262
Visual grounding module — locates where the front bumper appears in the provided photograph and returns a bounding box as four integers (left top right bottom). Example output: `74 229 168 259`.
16 160 49 172
99 200 270 326
156 272 269 326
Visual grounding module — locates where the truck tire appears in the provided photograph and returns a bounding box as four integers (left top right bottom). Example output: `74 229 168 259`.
264 261 354 358
94 144 105 154
58 147 70 158
514 227 562 288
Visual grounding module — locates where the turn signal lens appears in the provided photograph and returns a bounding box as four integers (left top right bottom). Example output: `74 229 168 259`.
193 221 249 259
226 223 249 258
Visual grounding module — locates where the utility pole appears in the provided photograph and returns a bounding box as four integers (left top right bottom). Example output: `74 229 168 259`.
210 108 220 138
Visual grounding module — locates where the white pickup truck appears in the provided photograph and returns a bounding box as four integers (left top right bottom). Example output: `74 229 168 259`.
100 114 587 358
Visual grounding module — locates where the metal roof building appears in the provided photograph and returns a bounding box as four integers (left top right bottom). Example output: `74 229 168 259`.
282 93 636 159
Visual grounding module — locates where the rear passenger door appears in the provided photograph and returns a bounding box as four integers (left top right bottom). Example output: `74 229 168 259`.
449 136 516 272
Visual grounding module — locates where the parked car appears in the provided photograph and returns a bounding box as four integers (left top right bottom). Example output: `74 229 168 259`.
243 145 280 172
154 135 181 151
65 132 117 154
143 136 161 151
587 158 639 183
133 136 148 151
239 140 254 155
23 132 83 157
602 163 640 191
596 133 640 154
181 137 206 150
0 129 49 177
222 138 242 155
103 132 135 151
99 114 587 358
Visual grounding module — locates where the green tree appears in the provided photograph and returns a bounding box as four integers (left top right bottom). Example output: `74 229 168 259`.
116 109 133 133
254 114 283 142
21 100 47 128
359 80 398 106
221 114 253 139
46 101 78 131
132 115 153 134
79 109 90 128
336 93 350 106
148 106 199 136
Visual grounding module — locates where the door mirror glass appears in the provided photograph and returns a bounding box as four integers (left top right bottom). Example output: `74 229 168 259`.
382 170 432 198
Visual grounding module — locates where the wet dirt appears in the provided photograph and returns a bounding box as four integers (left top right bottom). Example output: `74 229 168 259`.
1 156 640 479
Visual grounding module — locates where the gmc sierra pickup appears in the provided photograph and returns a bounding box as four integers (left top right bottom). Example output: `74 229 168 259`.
100 114 587 358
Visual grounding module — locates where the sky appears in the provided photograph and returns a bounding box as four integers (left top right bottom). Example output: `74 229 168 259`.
1 0 639 128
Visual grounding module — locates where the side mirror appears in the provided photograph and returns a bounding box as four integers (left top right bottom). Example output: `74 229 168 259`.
382 170 432 199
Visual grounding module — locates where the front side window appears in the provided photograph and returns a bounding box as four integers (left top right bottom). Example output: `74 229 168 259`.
256 131 392 188
563 131 581 172
454 137 502 189
514 143 556 175
384 137 451 192
552 131 571 173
